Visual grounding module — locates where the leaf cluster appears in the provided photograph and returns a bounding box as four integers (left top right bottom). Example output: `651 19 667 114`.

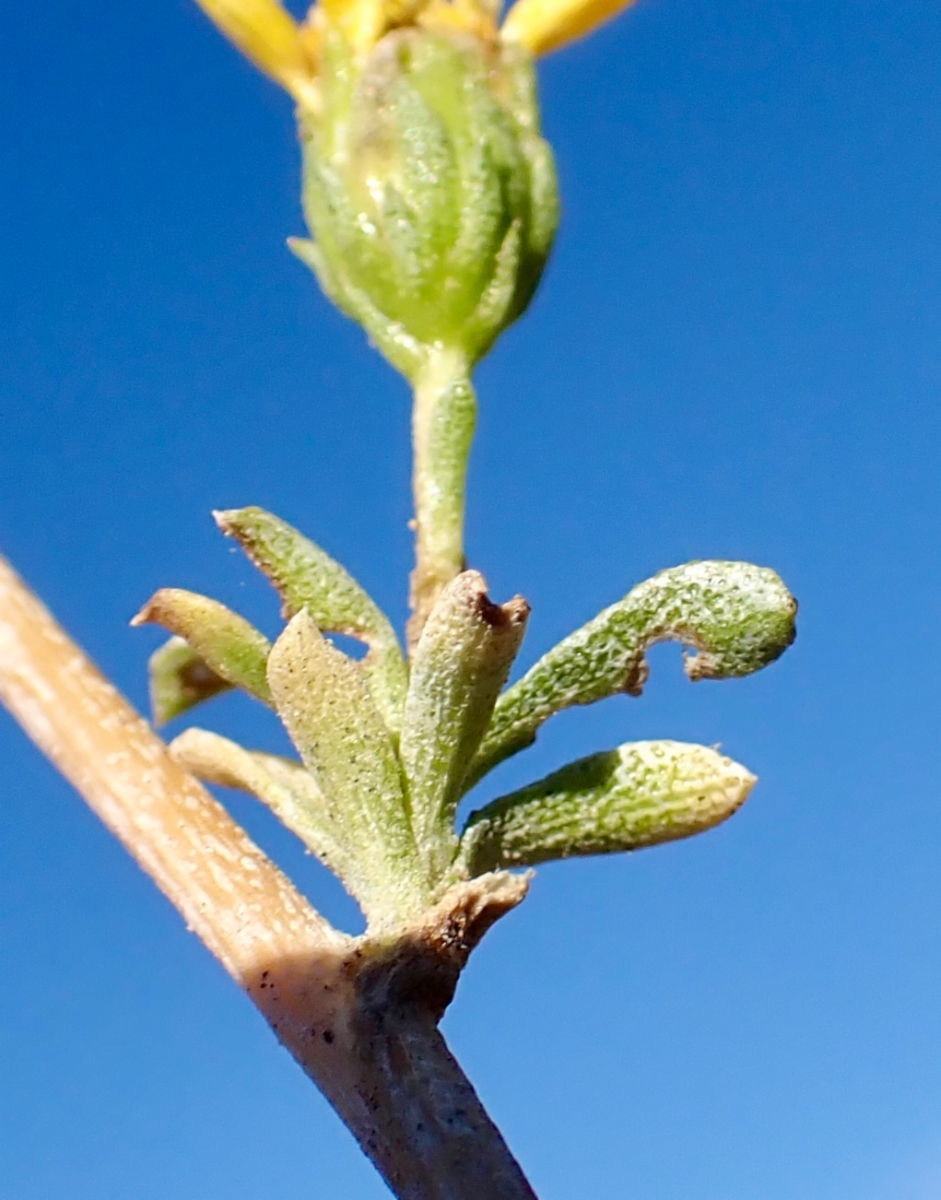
134 507 796 930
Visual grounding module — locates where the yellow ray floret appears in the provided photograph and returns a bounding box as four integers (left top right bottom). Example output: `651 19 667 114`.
501 0 638 56
193 0 317 104
315 0 390 56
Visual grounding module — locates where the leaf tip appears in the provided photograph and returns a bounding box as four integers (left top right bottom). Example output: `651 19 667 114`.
130 589 171 629
212 507 240 533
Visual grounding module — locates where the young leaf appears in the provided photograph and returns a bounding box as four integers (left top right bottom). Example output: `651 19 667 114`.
216 506 408 733
266 611 427 925
459 740 755 875
399 572 529 881
132 588 272 707
467 561 796 787
146 637 232 726
168 727 354 886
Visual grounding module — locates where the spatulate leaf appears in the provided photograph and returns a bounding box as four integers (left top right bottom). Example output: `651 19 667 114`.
459 740 756 875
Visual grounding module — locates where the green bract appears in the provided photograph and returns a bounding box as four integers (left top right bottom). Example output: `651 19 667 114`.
292 29 559 379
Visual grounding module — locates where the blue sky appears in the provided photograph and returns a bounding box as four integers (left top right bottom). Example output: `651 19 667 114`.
2 0 941 1196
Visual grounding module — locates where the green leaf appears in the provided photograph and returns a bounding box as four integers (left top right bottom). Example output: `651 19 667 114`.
266 611 427 926
168 728 354 887
145 637 232 726
467 561 797 787
399 571 529 882
215 506 408 735
132 588 272 710
459 740 756 875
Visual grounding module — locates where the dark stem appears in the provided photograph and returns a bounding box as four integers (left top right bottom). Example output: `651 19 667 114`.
247 901 539 1200
345 1013 537 1200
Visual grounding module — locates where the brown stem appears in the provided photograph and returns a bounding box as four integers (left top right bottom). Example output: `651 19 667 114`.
0 551 538 1199
254 874 536 1200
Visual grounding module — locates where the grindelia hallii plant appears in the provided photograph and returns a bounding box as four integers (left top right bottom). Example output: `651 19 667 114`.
0 0 797 1196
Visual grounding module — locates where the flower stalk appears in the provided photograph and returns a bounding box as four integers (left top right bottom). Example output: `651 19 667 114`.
409 349 478 645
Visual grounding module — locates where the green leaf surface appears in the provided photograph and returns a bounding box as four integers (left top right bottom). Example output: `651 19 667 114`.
266 611 426 926
168 728 353 885
144 637 232 726
399 571 529 882
216 506 408 734
468 561 797 787
459 740 756 875
132 588 272 712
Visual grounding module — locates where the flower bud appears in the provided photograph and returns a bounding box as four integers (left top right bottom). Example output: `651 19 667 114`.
292 26 559 378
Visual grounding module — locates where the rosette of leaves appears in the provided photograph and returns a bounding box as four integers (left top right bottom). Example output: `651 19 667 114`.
134 505 796 932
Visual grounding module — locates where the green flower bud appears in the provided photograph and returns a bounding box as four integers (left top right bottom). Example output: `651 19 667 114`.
291 27 559 378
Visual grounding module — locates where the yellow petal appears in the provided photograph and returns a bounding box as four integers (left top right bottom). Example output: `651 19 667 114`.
317 0 386 54
193 0 317 101
501 0 638 56
418 0 498 42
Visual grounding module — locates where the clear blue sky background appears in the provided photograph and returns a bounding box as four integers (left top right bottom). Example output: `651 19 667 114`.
2 1 941 1196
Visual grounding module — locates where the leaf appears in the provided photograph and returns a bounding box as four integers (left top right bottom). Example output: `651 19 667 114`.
168 728 353 885
467 560 797 787
266 611 427 926
145 637 232 726
399 571 529 881
216 506 409 734
459 740 756 875
132 588 272 710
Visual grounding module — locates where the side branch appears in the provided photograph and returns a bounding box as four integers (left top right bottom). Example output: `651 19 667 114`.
0 552 540 1200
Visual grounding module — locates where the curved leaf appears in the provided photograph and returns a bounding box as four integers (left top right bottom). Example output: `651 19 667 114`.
169 727 352 884
132 588 272 713
467 560 796 787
